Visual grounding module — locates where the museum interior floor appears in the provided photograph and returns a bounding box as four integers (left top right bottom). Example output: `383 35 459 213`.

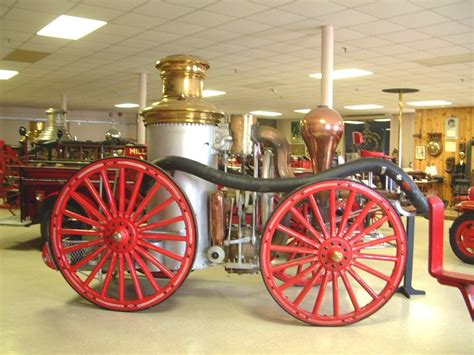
0 209 472 354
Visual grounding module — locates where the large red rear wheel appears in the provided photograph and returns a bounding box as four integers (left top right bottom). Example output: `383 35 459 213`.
260 179 406 326
449 213 474 264
50 157 196 311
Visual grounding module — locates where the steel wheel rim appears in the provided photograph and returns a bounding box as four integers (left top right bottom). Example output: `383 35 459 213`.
456 220 474 257
50 158 196 311
260 179 406 326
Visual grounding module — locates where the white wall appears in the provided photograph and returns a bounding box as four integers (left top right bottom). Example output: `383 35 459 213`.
0 106 137 144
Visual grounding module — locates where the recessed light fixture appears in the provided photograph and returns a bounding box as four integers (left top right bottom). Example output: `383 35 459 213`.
0 69 19 80
309 68 373 80
37 15 107 40
407 100 452 107
374 118 391 122
202 90 226 97
250 111 282 117
294 109 311 114
114 103 139 108
344 104 383 110
344 120 365 125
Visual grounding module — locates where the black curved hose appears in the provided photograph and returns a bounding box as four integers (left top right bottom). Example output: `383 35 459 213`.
154 156 429 216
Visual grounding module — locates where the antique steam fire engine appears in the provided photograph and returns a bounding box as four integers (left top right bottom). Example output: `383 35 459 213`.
42 55 473 325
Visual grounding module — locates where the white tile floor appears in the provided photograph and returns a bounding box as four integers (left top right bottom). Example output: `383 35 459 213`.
0 210 472 354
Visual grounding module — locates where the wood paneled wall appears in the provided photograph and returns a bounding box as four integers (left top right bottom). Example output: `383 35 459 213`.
414 106 473 203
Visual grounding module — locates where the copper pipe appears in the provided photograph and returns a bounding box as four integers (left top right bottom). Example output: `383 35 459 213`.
252 125 294 178
229 113 256 156
301 106 344 173
210 190 225 246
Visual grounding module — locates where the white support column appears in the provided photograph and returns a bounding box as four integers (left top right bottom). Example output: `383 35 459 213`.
321 25 334 108
137 73 147 144
61 94 70 132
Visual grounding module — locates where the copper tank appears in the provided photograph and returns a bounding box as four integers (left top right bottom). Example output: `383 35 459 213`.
301 105 344 173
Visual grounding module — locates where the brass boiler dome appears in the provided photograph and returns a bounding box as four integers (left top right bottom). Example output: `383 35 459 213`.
141 54 225 125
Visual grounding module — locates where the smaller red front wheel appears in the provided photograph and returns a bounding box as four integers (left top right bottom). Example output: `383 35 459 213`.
50 157 196 311
260 179 406 326
449 213 474 264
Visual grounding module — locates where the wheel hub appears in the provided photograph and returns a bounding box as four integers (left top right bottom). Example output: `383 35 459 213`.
319 238 352 271
104 219 137 252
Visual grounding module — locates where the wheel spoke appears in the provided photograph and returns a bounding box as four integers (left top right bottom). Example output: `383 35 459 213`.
118 253 125 302
340 270 360 311
63 239 103 254
138 232 187 241
101 252 118 297
336 191 356 238
84 250 112 286
61 229 103 237
118 168 126 216
84 177 113 220
130 250 161 291
353 260 391 282
308 194 330 239
347 266 377 299
100 170 118 217
125 171 144 218
136 246 175 279
344 200 375 240
349 216 389 245
332 271 340 317
271 255 317 272
312 271 330 316
131 182 162 222
290 206 325 243
139 215 184 232
63 209 104 230
276 224 320 248
352 235 396 250
355 253 397 262
329 188 336 237
270 244 318 255
279 263 320 291
293 267 324 307
71 245 108 272
138 239 184 262
136 197 174 226
124 252 143 300
71 192 107 223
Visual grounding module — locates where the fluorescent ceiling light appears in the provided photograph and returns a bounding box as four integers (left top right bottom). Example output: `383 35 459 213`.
250 111 282 117
309 68 373 80
0 69 19 80
344 120 365 125
344 104 383 110
202 90 226 97
37 15 107 40
407 100 452 107
374 118 391 122
294 109 311 114
115 103 139 108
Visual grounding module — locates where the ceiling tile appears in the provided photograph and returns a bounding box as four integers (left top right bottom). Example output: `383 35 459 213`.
194 28 242 41
442 31 474 45
216 18 272 35
168 36 217 49
19 36 69 52
112 13 168 29
316 9 378 27
404 37 455 50
246 8 306 26
130 30 182 44
154 21 207 35
432 0 473 20
132 1 195 19
347 36 392 49
205 0 268 17
356 1 424 18
373 44 412 55
96 23 144 38
2 7 56 28
256 27 306 41
377 28 431 43
350 20 406 35
227 35 273 48
277 0 346 17
176 10 236 26
281 19 325 34
82 0 147 11
390 10 450 28
251 0 295 7
418 20 472 37
163 0 218 8
66 3 124 21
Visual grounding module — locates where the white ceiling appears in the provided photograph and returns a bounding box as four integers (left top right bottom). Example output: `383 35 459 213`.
0 0 473 119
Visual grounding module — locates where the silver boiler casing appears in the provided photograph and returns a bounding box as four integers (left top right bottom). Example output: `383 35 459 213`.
146 123 216 270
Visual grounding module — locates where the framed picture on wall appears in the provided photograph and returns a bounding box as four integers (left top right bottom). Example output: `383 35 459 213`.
445 117 459 140
415 145 426 160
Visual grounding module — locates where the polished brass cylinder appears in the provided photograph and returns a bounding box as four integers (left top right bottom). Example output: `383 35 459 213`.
301 105 344 173
229 113 256 156
141 54 224 125
37 108 72 142
27 121 44 143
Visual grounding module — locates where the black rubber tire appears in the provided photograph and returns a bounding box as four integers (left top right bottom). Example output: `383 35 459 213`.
40 205 53 246
449 212 474 264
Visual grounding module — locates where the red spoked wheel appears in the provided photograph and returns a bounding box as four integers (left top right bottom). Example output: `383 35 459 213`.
449 213 474 264
260 179 406 326
50 157 196 311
